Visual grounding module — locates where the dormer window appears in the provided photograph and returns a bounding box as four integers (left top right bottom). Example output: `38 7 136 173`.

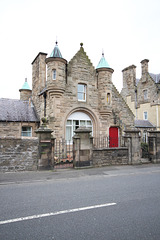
52 69 56 80
78 84 86 101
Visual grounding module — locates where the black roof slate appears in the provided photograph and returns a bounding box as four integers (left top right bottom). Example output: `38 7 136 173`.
0 98 40 122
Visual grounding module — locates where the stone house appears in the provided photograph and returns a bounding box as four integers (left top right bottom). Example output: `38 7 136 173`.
0 80 39 137
121 59 160 142
31 42 134 145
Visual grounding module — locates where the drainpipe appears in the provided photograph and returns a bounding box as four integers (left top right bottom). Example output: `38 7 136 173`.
135 87 137 120
156 105 159 130
43 92 47 117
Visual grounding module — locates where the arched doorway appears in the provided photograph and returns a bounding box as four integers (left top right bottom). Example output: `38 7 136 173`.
66 111 93 142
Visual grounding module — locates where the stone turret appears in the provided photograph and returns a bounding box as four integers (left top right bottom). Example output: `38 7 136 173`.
96 53 114 118
45 41 67 97
19 78 32 101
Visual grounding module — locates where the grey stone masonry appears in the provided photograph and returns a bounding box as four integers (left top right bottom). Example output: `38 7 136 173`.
148 131 160 163
92 148 128 167
121 65 136 102
0 137 39 172
124 130 141 164
35 118 53 170
73 127 93 167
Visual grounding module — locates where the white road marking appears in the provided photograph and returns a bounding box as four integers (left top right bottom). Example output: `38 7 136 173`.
0 202 116 225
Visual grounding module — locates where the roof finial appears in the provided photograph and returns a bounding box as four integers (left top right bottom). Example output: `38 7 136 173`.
102 49 104 57
55 36 58 46
25 77 27 82
80 42 83 47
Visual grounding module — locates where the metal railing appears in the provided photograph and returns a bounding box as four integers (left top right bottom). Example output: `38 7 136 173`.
93 136 120 149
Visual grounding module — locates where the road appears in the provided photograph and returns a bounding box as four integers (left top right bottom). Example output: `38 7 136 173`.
0 164 160 240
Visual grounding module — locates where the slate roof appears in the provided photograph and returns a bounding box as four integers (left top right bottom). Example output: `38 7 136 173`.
149 73 160 83
0 98 39 122
135 119 155 128
136 73 160 86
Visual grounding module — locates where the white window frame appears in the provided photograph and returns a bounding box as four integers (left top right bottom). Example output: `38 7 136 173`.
66 112 92 142
143 111 148 120
21 126 32 137
52 69 56 80
77 84 86 102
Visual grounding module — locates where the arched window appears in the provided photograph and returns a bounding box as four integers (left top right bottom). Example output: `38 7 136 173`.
66 112 92 142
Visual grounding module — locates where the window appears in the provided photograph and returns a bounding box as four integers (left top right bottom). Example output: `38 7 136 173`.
143 131 148 143
107 93 111 104
78 84 86 101
143 111 148 120
21 126 32 137
143 90 148 100
52 69 56 80
66 112 92 142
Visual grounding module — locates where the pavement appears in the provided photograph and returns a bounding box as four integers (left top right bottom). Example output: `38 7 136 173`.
1 163 160 185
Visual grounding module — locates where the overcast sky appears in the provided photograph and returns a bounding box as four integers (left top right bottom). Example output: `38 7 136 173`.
0 0 160 99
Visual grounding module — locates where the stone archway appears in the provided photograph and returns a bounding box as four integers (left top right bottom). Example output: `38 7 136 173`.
64 108 99 142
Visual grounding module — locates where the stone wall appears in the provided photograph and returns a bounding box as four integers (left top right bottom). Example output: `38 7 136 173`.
0 137 39 172
0 122 38 138
92 148 128 167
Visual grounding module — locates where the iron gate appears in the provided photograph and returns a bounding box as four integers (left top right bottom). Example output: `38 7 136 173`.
54 140 73 168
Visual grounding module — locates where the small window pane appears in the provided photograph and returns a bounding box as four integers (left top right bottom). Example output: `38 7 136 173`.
67 120 72 125
21 127 32 137
80 120 85 126
53 70 56 80
144 112 148 120
87 120 92 125
78 84 84 92
78 93 84 100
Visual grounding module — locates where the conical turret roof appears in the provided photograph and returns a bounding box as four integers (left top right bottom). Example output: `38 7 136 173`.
20 78 31 91
50 41 62 58
96 52 110 69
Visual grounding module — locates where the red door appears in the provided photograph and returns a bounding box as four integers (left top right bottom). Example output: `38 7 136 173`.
109 127 118 147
